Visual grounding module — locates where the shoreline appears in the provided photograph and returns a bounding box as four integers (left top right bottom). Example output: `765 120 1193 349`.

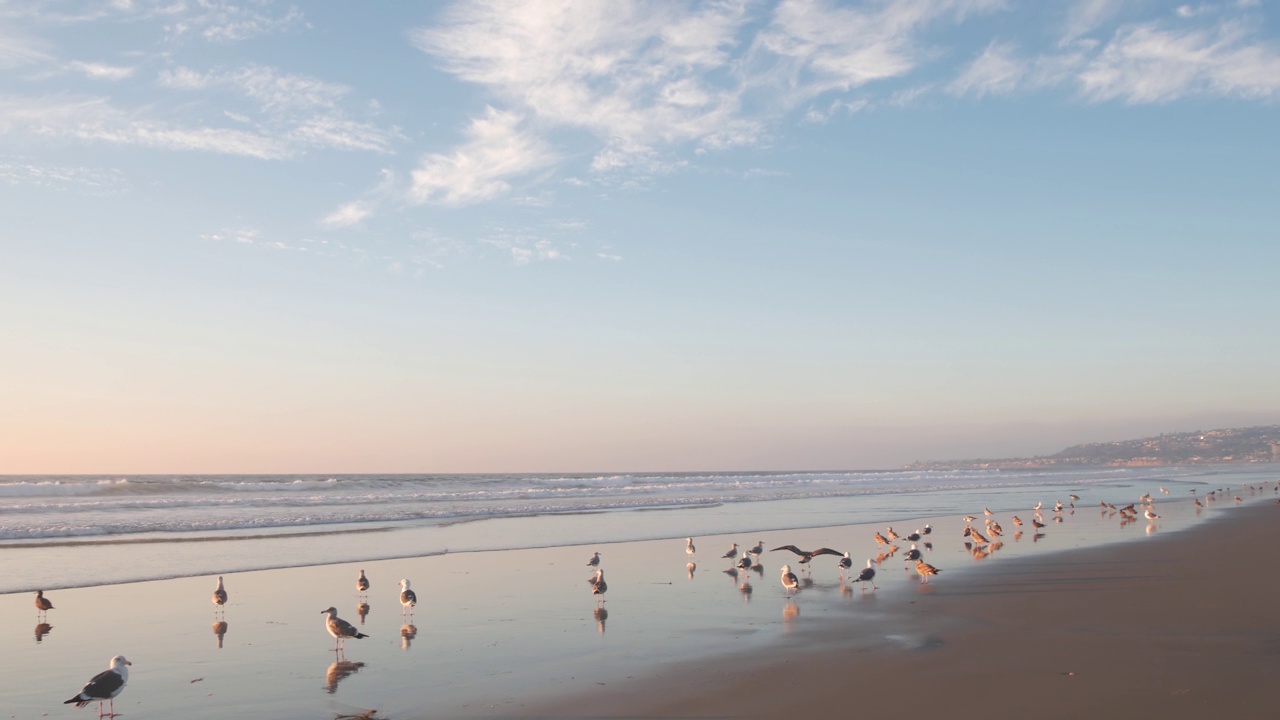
527 498 1280 718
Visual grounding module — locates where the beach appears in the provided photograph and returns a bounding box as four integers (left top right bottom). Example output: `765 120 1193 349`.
0 474 1276 718
535 499 1280 719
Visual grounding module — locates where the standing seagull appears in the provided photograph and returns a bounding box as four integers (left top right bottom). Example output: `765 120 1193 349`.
35 590 54 618
398 579 417 616
586 551 601 568
211 576 227 614
685 537 696 557
356 570 370 596
749 539 765 556
855 559 878 590
915 560 942 584
838 552 853 576
780 564 800 594
591 568 608 603
321 607 369 651
64 655 130 718
722 543 739 561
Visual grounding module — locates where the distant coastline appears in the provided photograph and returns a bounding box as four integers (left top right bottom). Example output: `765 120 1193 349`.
908 424 1280 471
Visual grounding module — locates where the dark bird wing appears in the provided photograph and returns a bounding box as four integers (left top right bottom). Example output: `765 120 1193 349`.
770 545 805 557
809 548 843 558
402 590 417 605
65 669 124 705
330 616 369 639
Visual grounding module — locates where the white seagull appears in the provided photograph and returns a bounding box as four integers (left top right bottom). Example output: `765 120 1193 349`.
322 606 368 650
838 552 853 574
64 655 131 718
591 568 608 603
780 564 800 594
1144 508 1160 521
399 579 417 615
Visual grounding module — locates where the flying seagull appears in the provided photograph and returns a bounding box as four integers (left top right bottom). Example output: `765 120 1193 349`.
64 655 130 718
770 545 843 565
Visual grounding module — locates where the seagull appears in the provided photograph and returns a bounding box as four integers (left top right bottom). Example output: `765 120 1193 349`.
748 539 765 556
722 543 739 560
988 522 1003 537
915 560 941 584
886 527 900 541
855 558 875 586
64 655 130 718
737 555 754 571
35 590 54 617
398 579 417 615
587 551 601 567
1145 509 1160 520
1031 518 1046 529
322 607 369 650
838 552 853 575
922 524 933 535
873 531 891 546
685 537 696 557
770 545 843 565
903 544 922 562
963 515 976 524
905 530 922 541
356 569 370 595
1070 494 1080 501
968 528 990 544
1011 515 1023 526
1033 502 1043 511
780 564 800 594
1194 498 1203 507
591 568 608 602
211 576 227 612
983 507 993 516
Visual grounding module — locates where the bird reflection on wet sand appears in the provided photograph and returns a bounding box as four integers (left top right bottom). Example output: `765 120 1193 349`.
739 581 753 602
782 601 799 630
213 621 228 649
593 606 608 635
400 624 417 651
35 622 53 643
325 660 366 693
357 603 370 625
686 561 696 580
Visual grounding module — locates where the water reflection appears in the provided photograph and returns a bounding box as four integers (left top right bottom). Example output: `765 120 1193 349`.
213 621 228 649
723 567 738 584
400 624 417 651
34 622 52 643
686 561 696 580
356 603 370 625
325 660 366 694
782 600 799 631
593 607 608 635
739 581 753 603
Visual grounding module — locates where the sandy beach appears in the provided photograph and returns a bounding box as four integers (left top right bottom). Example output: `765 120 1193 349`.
534 499 1280 719
2 484 1276 719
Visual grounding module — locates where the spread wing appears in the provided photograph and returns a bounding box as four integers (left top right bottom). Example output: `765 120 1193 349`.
809 548 842 558
770 545 805 556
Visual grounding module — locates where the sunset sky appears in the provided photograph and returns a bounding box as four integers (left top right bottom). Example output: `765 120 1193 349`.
3 0 1278 474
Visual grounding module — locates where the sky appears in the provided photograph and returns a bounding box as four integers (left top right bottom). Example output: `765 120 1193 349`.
2 0 1278 474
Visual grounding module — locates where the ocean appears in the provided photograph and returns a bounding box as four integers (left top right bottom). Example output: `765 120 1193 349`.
1 465 1273 594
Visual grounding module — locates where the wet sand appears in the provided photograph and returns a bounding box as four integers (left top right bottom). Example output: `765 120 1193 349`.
532 500 1280 719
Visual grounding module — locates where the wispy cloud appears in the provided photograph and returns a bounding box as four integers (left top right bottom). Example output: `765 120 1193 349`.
68 60 136 81
164 1 308 43
0 95 289 158
0 157 129 194
0 31 51 68
321 201 371 229
409 107 556 206
1078 20 1280 102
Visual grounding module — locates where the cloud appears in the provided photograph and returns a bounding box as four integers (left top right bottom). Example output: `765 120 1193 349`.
0 95 289 159
1078 21 1280 102
158 64 399 153
0 158 129 194
949 41 1026 97
68 61 136 81
414 0 761 174
322 201 371 228
164 1 308 43
0 32 51 68
409 107 556 206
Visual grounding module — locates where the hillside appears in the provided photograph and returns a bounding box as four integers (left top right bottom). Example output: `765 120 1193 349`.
908 425 1280 470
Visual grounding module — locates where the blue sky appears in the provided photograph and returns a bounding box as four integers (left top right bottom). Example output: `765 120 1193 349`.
2 0 1278 473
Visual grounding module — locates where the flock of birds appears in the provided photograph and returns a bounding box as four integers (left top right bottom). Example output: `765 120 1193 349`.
36 480 1279 717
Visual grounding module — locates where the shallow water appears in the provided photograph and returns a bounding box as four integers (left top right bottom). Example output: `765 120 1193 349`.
1 467 1275 719
2 465 1270 593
